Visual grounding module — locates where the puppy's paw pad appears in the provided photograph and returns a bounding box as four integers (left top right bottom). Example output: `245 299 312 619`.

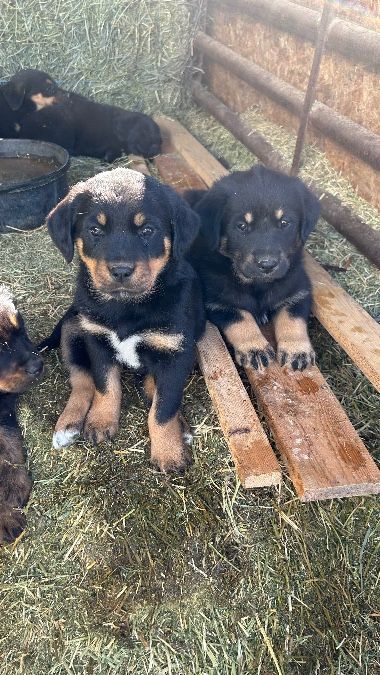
235 344 275 370
53 427 81 449
83 421 118 445
278 346 315 371
151 448 193 475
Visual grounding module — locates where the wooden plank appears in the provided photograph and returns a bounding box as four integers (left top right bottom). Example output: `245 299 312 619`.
155 154 206 194
157 115 380 391
198 323 281 488
304 253 380 392
127 155 150 175
155 116 228 184
154 151 281 488
246 361 380 501
154 120 380 500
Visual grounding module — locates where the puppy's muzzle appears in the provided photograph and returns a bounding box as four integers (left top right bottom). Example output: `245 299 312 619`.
24 354 44 378
108 262 135 283
255 255 279 274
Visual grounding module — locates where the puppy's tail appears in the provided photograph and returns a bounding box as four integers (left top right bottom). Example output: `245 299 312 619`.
37 306 76 353
182 188 207 209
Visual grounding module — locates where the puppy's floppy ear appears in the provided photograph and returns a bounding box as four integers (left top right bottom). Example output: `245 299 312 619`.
2 79 25 111
299 182 320 243
193 186 228 251
166 187 201 259
46 184 89 263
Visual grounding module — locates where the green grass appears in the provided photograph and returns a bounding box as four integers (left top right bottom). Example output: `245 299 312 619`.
0 141 379 672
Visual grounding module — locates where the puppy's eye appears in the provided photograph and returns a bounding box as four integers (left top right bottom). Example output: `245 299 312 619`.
278 219 290 229
89 226 103 237
236 221 249 232
140 226 154 237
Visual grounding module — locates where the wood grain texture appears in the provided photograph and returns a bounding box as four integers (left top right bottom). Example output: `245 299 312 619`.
155 117 380 500
246 362 380 501
198 323 281 488
304 253 380 392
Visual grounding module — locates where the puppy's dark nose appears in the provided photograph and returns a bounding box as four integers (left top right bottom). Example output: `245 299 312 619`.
109 263 135 282
25 356 43 377
256 256 279 273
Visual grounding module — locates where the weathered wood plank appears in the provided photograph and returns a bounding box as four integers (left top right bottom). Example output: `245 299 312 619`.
198 323 282 488
246 361 380 501
304 253 380 392
154 118 380 500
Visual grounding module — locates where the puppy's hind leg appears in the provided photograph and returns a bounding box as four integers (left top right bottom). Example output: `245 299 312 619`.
53 320 95 449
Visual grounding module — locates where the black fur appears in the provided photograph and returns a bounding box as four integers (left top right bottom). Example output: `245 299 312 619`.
42 168 205 473
0 69 162 161
185 164 320 371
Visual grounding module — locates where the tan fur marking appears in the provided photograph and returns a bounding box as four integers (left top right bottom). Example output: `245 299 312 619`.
224 310 270 354
133 212 146 227
148 390 185 472
54 367 95 434
84 366 121 443
8 313 19 328
96 212 107 226
30 93 57 110
76 238 113 289
143 332 184 352
275 208 284 220
244 212 253 224
274 307 314 367
143 374 156 402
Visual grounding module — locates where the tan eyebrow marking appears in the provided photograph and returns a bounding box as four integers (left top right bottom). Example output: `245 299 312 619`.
134 212 146 227
275 208 284 219
96 212 107 225
8 313 19 328
244 212 253 224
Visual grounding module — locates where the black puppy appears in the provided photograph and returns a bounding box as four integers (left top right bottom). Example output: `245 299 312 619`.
0 287 43 544
1 69 162 161
0 68 58 138
41 168 204 473
186 164 320 371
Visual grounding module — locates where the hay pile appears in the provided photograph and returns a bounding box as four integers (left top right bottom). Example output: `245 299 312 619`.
0 0 205 113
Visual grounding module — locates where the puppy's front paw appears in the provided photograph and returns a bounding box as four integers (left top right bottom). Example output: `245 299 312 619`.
0 505 27 545
53 425 81 449
277 340 315 371
83 415 119 445
235 342 275 371
150 445 193 475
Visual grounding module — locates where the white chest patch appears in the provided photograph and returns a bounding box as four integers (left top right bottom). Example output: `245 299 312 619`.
79 316 184 370
109 333 143 369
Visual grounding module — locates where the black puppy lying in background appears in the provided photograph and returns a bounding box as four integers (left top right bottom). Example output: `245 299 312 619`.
40 168 204 474
185 164 320 371
0 287 43 544
0 69 162 161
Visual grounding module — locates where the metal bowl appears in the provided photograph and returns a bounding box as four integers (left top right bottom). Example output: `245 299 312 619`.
0 139 70 232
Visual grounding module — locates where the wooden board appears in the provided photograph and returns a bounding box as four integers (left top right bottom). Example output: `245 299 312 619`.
198 323 281 488
304 253 380 392
154 118 380 500
137 151 281 488
157 115 380 391
246 360 380 501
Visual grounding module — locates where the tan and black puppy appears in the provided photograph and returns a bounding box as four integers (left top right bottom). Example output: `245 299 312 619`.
185 164 320 371
40 168 205 473
0 287 43 544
